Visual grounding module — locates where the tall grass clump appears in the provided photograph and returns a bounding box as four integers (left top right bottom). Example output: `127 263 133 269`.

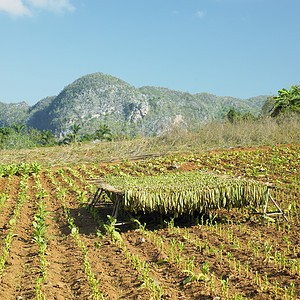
154 114 300 152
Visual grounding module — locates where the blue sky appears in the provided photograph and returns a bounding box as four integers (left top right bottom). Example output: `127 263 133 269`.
0 0 299 105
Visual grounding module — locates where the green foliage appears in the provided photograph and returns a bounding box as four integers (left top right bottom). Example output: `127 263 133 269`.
61 123 82 144
2 132 37 149
72 124 82 142
94 123 112 141
81 132 94 142
271 85 300 117
31 161 42 175
227 108 242 123
12 123 26 133
104 171 269 215
33 198 49 281
0 127 14 144
227 108 255 123
59 122 114 144
40 130 56 146
0 73 268 139
0 161 42 177
0 174 28 277
261 96 276 115
0 124 57 149
103 215 122 243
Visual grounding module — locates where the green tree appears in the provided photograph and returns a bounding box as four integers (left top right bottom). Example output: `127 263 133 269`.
27 127 41 144
71 123 82 143
3 133 36 149
12 123 26 134
270 85 300 117
227 108 241 123
261 96 276 115
242 112 255 121
81 133 93 142
94 124 112 141
61 124 82 145
0 127 14 144
40 130 56 146
61 133 74 145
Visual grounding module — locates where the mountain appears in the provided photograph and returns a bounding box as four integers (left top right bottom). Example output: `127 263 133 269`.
0 101 30 126
0 72 269 136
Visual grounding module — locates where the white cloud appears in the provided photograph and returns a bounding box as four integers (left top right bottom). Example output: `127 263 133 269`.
26 0 75 13
0 0 75 16
196 10 206 18
0 0 31 16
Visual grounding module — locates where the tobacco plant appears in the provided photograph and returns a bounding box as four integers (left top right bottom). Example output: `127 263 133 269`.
104 171 269 215
0 174 29 277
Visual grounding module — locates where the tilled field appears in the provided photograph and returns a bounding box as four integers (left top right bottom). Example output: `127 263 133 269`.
0 144 299 299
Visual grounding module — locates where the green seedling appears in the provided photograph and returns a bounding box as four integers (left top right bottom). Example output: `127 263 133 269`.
227 252 232 267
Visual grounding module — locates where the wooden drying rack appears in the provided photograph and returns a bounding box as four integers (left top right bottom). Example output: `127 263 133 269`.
88 178 127 225
88 179 288 225
258 186 288 225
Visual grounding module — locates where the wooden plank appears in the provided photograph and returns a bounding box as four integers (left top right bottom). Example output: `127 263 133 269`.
88 178 124 194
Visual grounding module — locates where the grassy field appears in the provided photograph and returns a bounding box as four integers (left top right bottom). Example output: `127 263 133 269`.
0 118 299 299
0 115 299 167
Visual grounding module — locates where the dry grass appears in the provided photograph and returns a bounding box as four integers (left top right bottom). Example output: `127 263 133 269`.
187 114 300 149
1 115 299 166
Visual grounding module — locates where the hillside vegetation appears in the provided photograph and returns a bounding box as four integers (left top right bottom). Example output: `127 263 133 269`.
0 114 299 166
0 72 268 137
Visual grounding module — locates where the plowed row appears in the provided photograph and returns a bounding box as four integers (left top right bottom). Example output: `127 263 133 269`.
0 144 299 299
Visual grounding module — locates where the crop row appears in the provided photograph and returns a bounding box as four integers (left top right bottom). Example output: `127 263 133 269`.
0 174 29 278
0 144 298 299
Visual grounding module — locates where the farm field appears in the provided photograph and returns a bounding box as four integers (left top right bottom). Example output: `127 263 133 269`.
0 144 299 299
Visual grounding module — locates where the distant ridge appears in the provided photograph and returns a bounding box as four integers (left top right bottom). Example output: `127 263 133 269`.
0 72 268 136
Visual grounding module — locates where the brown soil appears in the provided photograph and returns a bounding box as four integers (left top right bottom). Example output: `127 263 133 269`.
0 144 299 299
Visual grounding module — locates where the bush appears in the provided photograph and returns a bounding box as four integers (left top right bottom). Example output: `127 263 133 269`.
2 133 38 150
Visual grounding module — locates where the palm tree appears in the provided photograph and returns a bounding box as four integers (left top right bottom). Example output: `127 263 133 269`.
12 123 26 134
95 124 112 141
71 123 82 143
270 85 300 117
61 124 81 145
62 133 74 145
40 130 55 145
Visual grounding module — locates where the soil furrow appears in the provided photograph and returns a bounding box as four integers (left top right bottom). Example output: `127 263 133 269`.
156 225 298 299
186 225 299 298
53 170 154 299
61 187 152 298
80 234 153 299
39 172 95 299
0 176 40 299
121 229 213 299
0 177 9 194
0 176 21 239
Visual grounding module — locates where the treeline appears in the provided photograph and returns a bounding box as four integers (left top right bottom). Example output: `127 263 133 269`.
226 85 300 123
0 123 113 150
